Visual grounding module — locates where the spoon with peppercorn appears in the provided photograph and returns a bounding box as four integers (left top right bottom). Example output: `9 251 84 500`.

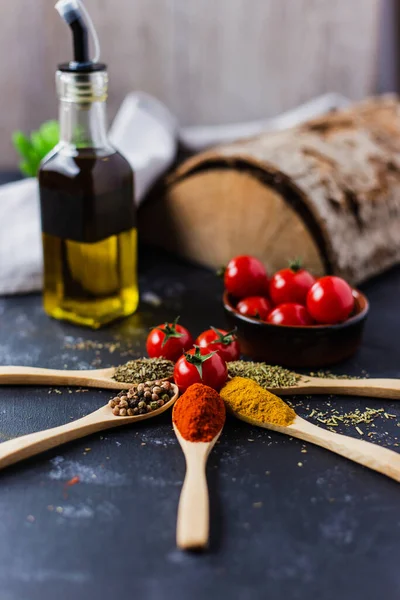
0 381 178 471
0 358 174 391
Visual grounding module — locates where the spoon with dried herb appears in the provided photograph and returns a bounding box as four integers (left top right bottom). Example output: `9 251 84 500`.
0 358 174 391
0 383 179 471
227 361 400 400
1 357 400 399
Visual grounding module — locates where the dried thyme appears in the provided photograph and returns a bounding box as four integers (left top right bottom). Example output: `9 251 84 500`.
305 406 396 432
113 358 174 384
227 361 301 389
309 370 368 380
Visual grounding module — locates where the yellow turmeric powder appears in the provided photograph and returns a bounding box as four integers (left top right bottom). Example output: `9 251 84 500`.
220 377 296 426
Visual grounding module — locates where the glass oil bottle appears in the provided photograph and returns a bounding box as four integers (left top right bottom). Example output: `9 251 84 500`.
39 1 138 328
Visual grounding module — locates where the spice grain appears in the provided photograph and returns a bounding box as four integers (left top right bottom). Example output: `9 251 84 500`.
173 383 225 442
113 358 174 384
220 377 296 426
227 361 300 389
110 380 174 416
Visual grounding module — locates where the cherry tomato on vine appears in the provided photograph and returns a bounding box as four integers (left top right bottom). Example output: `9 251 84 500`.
269 259 316 306
173 346 228 392
146 317 194 362
196 327 240 362
306 276 354 324
223 255 268 298
267 303 314 326
236 296 271 320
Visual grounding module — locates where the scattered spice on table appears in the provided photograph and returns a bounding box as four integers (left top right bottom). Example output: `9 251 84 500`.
173 383 226 442
65 476 80 487
227 361 301 389
113 357 174 384
110 380 175 416
220 377 296 426
304 405 396 432
63 338 136 354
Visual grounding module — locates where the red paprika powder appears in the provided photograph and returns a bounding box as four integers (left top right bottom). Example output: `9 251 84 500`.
173 383 226 442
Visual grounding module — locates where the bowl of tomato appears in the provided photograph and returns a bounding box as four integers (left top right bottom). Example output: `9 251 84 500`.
221 256 369 367
224 288 369 367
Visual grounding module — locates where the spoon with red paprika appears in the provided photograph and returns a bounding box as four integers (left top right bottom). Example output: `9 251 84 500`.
172 383 226 550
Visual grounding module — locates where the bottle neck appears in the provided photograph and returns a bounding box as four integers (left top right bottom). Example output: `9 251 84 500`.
56 69 112 152
59 99 110 149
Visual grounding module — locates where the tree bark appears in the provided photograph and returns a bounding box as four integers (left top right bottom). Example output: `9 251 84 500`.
140 95 400 284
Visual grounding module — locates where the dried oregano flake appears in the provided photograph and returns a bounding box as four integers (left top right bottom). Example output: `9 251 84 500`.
227 361 301 389
113 357 174 384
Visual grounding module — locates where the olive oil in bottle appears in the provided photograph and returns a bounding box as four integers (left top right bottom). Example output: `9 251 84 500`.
39 1 138 328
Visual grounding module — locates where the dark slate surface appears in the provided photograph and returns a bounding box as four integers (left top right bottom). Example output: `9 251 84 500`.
1 185 400 600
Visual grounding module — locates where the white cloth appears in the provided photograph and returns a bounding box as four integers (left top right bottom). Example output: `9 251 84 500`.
0 92 349 295
0 178 42 295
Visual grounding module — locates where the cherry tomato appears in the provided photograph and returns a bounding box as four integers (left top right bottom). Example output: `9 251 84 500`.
174 346 228 392
223 255 268 298
267 303 314 326
269 260 316 306
196 327 240 362
236 296 271 320
306 276 354 324
146 317 193 362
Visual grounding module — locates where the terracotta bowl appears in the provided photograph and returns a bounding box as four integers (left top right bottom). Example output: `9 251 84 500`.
223 289 369 368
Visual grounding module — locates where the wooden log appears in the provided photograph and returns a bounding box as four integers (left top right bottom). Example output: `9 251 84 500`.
139 95 400 284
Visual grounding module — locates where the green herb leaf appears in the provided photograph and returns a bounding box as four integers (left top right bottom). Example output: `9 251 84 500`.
12 120 59 178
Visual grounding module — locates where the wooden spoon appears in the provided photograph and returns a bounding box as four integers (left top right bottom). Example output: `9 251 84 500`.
230 410 400 483
2 366 400 399
0 384 179 471
0 366 136 390
275 375 400 399
173 423 223 550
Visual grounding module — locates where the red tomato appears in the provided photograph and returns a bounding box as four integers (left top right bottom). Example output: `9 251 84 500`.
267 303 314 326
236 296 271 320
306 276 354 324
223 255 268 298
174 346 228 392
196 327 240 362
269 260 316 306
146 317 193 362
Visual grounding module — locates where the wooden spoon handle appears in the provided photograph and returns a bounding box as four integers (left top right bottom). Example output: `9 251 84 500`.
176 445 210 550
0 366 113 388
291 377 400 399
287 417 400 482
0 410 109 471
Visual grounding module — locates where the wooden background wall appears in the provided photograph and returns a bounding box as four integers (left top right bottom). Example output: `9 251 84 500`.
0 0 380 168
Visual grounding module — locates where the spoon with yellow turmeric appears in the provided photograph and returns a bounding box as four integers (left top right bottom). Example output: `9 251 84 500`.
220 377 400 483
